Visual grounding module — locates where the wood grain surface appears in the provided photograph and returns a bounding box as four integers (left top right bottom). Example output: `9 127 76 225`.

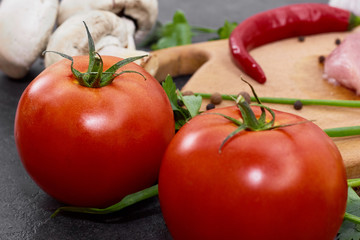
151 31 360 178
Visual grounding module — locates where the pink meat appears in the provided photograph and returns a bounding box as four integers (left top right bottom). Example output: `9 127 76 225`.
324 31 360 95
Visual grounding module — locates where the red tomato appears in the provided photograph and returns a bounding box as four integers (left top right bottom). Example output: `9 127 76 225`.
15 56 174 207
159 106 347 240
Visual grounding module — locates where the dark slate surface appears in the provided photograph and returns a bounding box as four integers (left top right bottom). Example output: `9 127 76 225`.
0 0 328 239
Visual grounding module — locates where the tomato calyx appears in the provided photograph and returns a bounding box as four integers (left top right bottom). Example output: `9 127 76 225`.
43 22 147 88
209 78 309 152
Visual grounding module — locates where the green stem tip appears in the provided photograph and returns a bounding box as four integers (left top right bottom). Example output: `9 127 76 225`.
51 184 159 218
349 13 360 30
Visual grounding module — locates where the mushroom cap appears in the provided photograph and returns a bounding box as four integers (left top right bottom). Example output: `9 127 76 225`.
0 0 58 79
44 10 137 68
57 0 158 43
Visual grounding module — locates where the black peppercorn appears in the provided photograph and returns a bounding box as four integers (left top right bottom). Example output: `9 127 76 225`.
206 103 216 110
293 100 303 110
318 55 325 64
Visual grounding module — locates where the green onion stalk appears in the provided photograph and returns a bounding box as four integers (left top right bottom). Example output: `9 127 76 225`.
196 92 360 138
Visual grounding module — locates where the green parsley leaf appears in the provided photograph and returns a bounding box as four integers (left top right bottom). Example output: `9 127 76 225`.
337 187 360 239
140 10 237 50
217 20 238 39
161 74 180 111
161 75 202 130
151 10 192 50
179 91 202 118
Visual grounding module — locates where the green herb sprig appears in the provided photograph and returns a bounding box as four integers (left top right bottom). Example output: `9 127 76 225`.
162 75 202 130
338 179 360 239
140 10 237 50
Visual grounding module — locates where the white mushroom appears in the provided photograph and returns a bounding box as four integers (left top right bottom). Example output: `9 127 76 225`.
0 0 58 79
57 0 158 43
44 10 158 75
45 10 136 67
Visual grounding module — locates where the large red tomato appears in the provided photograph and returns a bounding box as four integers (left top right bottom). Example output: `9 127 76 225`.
159 105 347 240
15 55 174 207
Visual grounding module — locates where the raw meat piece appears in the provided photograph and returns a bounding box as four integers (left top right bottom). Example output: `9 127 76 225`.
323 31 360 95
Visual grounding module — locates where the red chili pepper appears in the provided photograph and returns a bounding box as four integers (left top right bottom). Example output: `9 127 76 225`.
229 3 360 84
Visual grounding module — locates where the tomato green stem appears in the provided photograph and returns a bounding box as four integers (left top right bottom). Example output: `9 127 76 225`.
51 184 159 218
43 22 147 88
207 78 304 153
88 54 103 88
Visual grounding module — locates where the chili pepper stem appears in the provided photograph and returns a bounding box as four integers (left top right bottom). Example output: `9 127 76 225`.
349 13 360 30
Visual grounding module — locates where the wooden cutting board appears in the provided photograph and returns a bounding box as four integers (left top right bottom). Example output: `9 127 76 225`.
150 31 360 178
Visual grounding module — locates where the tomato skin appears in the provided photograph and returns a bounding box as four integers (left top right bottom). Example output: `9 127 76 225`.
159 106 347 240
14 55 174 207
